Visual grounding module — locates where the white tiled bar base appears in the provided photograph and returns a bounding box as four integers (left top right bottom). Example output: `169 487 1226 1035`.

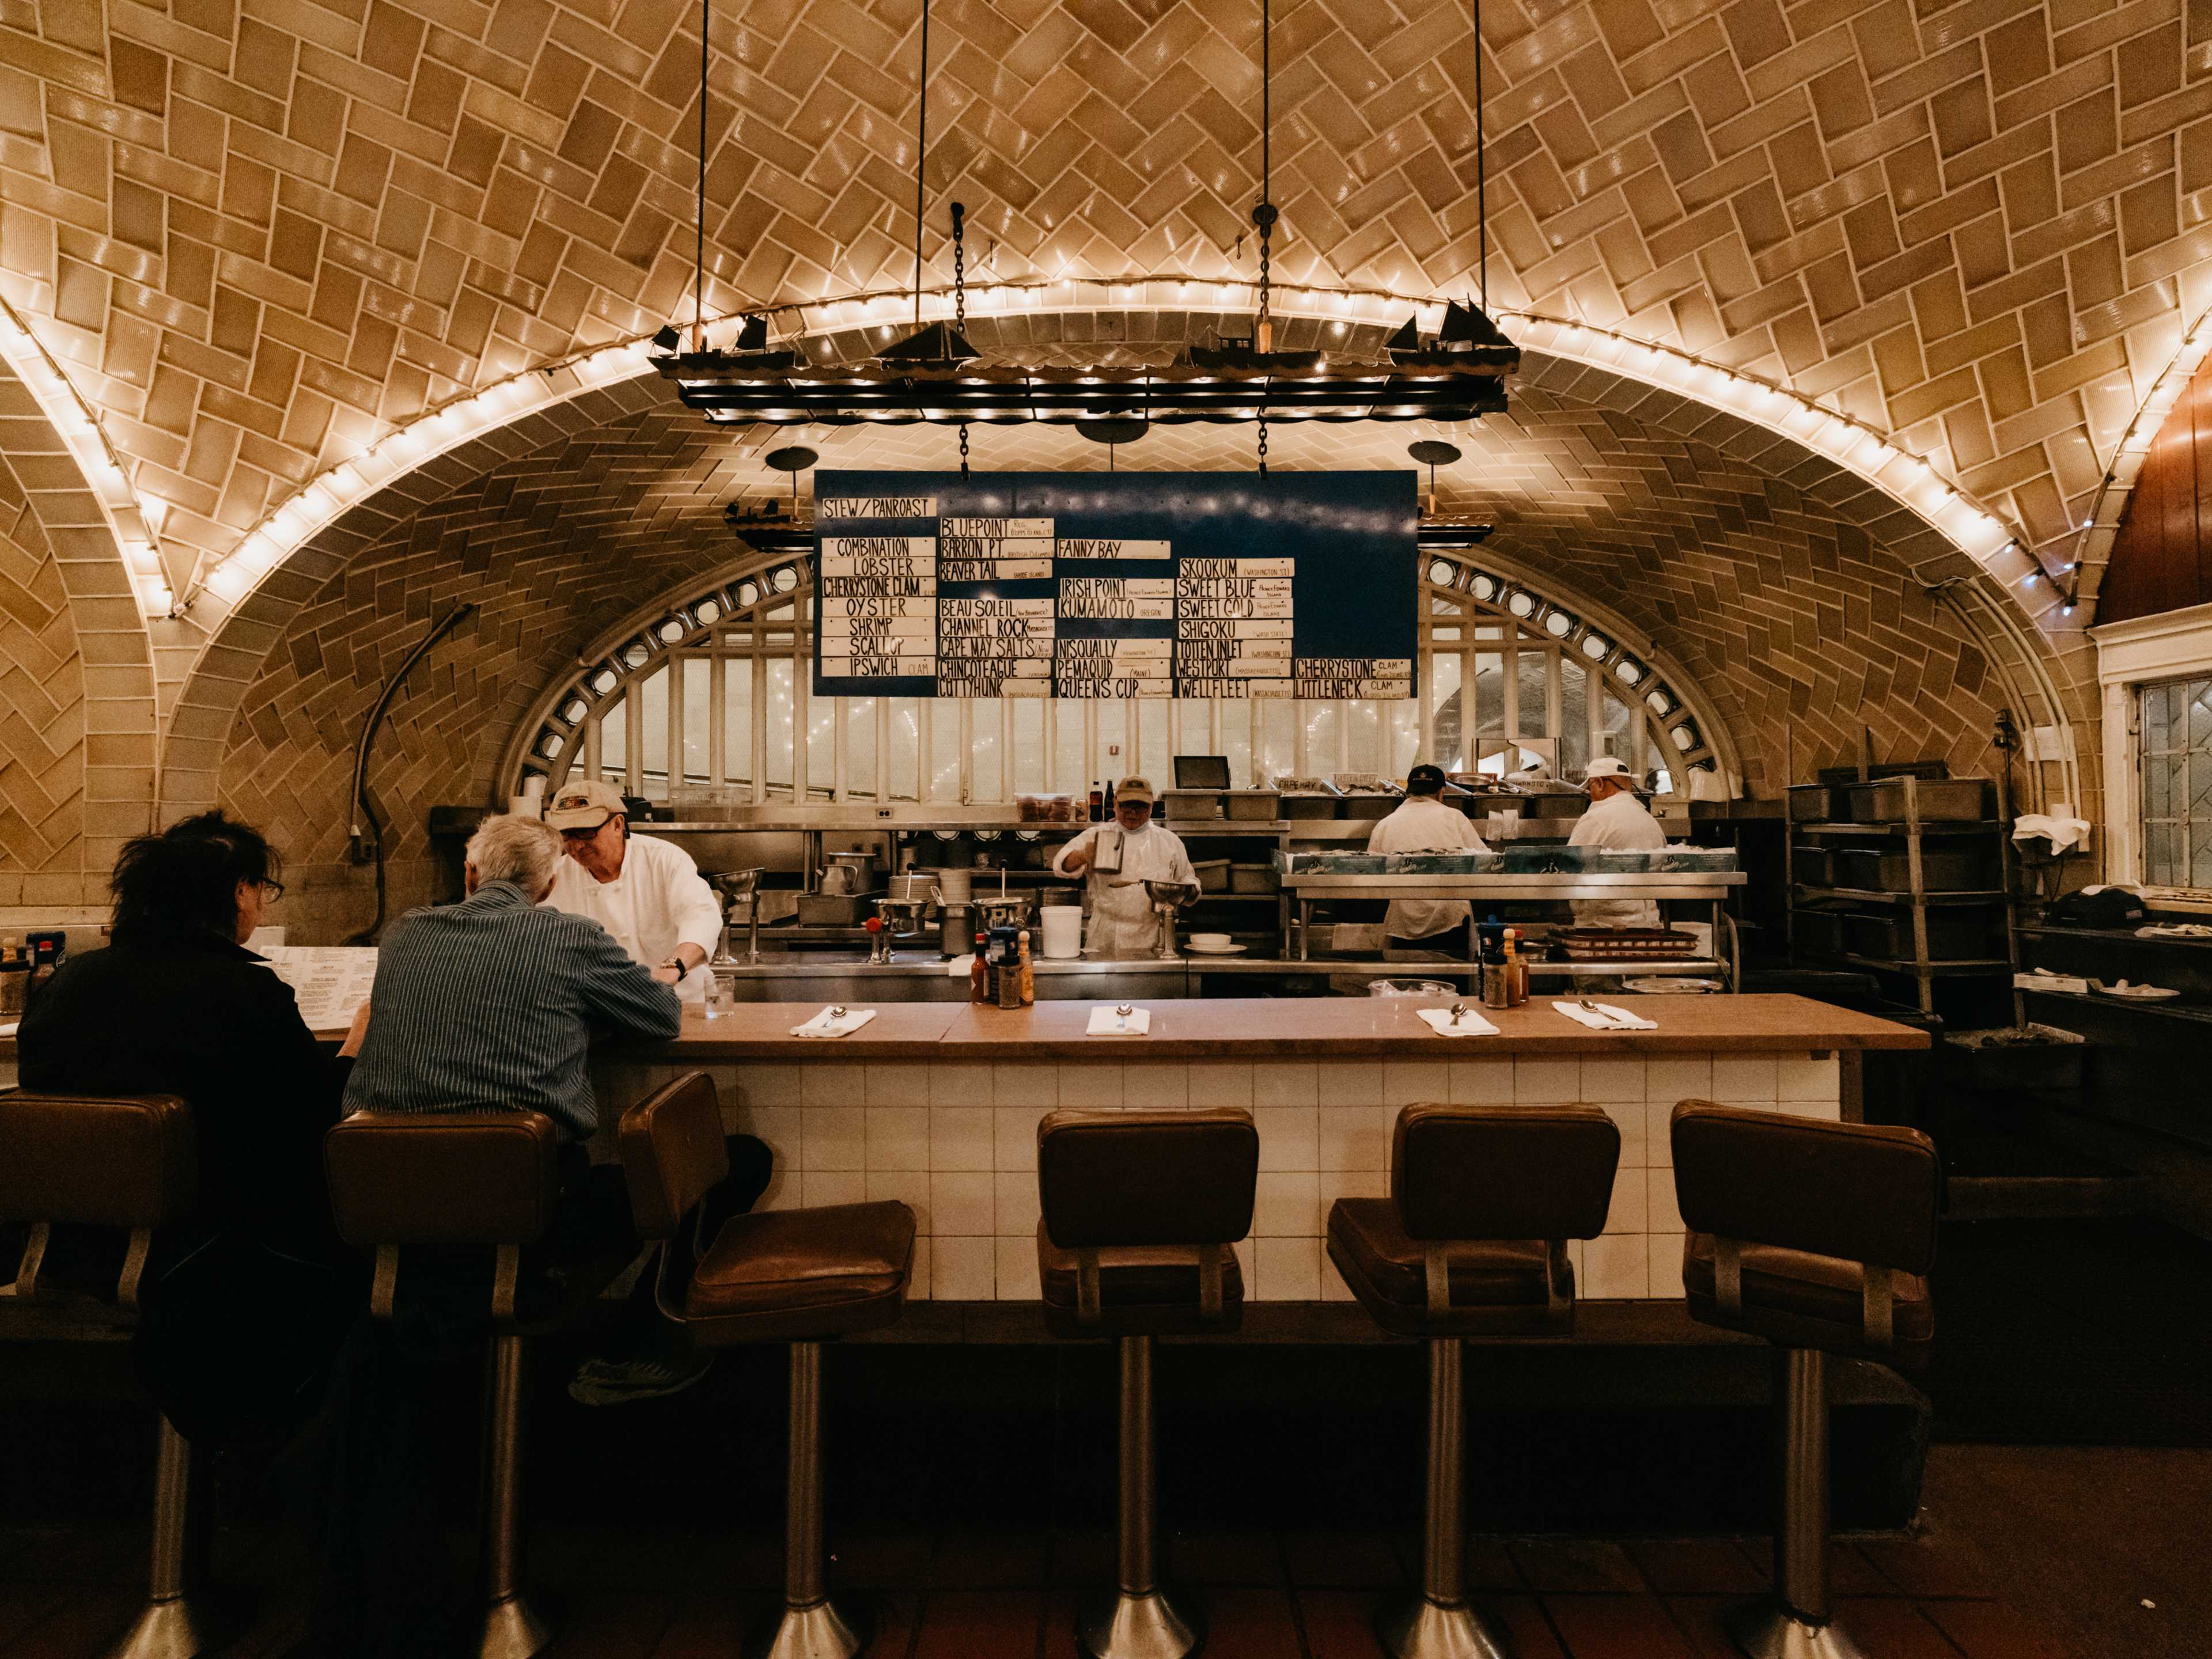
596 1050 1842 1304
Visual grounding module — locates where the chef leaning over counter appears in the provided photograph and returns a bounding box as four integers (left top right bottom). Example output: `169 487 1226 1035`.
542 778 723 1001
1568 756 1668 927
1049 777 1198 959
1366 762 1491 950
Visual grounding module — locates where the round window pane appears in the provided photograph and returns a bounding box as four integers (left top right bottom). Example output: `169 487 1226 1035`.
622 642 650 669
1543 609 1573 637
537 731 566 757
1671 722 1698 751
1470 574 1497 601
1645 688 1674 717
591 669 619 694
737 582 758 605
657 618 687 643
1427 559 1457 585
561 699 587 724
695 599 721 624
1506 590 1536 617
773 566 798 592
1580 633 1609 660
1614 658 1644 684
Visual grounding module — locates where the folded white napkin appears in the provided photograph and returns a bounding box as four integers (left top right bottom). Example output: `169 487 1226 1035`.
1551 1000 1657 1031
0 1021 14 1039
791 1006 878 1038
1087 1005 1151 1036
1416 1006 1498 1037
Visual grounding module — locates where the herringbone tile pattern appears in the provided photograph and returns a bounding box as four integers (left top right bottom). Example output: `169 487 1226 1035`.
0 0 2202 598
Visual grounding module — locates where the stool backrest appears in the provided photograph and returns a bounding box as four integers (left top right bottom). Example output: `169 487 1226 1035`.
1670 1102 1940 1275
0 1093 196 1306
1038 1108 1257 1248
324 1111 562 1248
1391 1104 1619 1241
617 1072 729 1241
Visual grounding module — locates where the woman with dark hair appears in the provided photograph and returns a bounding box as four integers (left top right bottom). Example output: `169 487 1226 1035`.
14 810 370 1435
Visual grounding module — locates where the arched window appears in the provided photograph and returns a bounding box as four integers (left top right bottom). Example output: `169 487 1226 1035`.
510 550 1726 806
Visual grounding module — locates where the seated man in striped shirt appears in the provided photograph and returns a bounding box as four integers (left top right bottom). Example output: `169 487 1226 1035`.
344 812 769 1403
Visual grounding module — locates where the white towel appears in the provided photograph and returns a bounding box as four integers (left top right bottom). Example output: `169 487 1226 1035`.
791 1007 878 1038
1551 1000 1657 1031
1416 1006 1498 1037
1086 1005 1151 1036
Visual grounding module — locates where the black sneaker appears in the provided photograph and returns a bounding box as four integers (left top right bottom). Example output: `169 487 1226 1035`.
565 1350 712 1406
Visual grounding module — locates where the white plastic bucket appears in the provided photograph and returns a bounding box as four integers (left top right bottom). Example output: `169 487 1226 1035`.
1041 905 1084 960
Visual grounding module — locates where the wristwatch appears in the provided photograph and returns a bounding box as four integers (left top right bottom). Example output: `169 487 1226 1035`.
662 956 689 981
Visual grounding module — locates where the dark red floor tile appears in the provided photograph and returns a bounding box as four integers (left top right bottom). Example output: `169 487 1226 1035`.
1297 1588 1382 1659
1666 1595 1964 1659
0 1525 142 1585
1625 1539 1765 1596
914 1588 1046 1659
0 1585 70 1649
1050 1532 1116 1586
1736 1537 1897 1597
1283 1531 1404 1589
535 1526 704 1590
1539 1592 1697 1659
540 1590 675 1659
830 1533 935 1589
1171 1531 1283 1585
1510 1539 1649 1594
650 1589 765 1658
1484 1594 1571 1659
0 1584 137 1659
1465 1537 1528 1593
1195 1586 1304 1659
688 1530 783 1591
1858 1534 1998 1600
933 1531 1050 1588
1921 1599 2072 1659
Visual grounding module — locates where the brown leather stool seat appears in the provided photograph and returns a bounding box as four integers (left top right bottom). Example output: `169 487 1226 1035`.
620 1073 913 1659
1326 1103 1619 1659
325 1107 635 1659
1671 1101 1942 1659
1035 1107 1259 1659
1 1093 213 1659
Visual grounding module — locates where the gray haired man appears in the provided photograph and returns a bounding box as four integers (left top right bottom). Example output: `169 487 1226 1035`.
344 813 771 1403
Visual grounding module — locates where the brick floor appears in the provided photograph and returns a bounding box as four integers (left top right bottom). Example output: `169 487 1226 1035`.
0 1522 2063 1658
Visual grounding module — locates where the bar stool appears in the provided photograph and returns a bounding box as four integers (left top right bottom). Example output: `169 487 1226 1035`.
1327 1103 1620 1659
0 1092 213 1659
1671 1102 1941 1659
325 1108 630 1659
1034 1107 1259 1659
617 1072 915 1659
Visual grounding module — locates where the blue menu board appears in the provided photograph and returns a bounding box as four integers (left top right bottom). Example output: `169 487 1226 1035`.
811 471 1417 700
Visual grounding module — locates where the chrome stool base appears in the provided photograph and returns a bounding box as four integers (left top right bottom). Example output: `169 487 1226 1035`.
743 1595 873 1659
1377 1593 1514 1659
477 1592 555 1659
101 1599 221 1659
1728 1603 1870 1659
1075 1586 1203 1659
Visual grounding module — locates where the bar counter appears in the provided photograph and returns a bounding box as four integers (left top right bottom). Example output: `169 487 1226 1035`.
586 994 1925 1306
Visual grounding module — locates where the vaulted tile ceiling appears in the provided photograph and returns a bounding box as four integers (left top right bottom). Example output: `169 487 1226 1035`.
0 0 2204 612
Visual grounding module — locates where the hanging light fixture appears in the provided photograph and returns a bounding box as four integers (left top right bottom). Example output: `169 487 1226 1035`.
655 0 1515 427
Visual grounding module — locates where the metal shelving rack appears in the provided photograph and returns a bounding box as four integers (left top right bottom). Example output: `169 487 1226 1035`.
1784 775 2016 1016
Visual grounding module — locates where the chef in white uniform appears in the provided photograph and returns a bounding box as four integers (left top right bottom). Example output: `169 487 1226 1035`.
1050 776 1198 959
1567 756 1668 927
1367 763 1490 952
543 778 725 1002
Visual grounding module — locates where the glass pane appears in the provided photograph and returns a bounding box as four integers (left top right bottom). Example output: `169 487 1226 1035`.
1514 649 1547 743
723 659 752 790
1259 698 1295 785
597 699 626 786
889 698 919 801
681 658 709 785
764 660 793 799
1010 698 1045 794
637 665 668 796
971 701 1002 801
2191 681 2212 751
1053 704 1086 794
2147 821 2179 886
1223 699 1253 787
1426 654 1460 772
2192 821 2212 888
844 697 877 800
2144 752 2174 820
1138 698 1169 780
1474 653 1503 737
1598 683 1634 762
1386 700 1419 780
806 691 834 801
2145 684 2173 752
1559 657 1589 777
1344 699 1381 774
929 700 960 801
1304 700 1340 775
1096 699 1130 787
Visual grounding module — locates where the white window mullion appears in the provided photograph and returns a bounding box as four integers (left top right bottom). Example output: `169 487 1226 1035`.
708 650 726 787
791 619 809 802
752 642 768 805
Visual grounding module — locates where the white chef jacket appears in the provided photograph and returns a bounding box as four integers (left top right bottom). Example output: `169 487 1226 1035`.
544 832 724 1002
1365 797 1490 941
1567 790 1668 927
1050 821 1198 959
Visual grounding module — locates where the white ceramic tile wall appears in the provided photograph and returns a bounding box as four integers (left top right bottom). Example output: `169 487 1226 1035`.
591 1052 1842 1302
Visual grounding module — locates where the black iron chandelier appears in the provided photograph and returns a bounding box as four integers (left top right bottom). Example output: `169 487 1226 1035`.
660 0 1514 434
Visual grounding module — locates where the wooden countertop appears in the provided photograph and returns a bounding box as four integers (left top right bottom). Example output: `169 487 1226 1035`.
635 994 1927 1060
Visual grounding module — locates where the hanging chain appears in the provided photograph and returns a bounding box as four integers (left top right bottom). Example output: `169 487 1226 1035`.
1256 410 1268 476
952 200 966 334
1253 204 1275 353
959 421 970 478
1252 0 1274 354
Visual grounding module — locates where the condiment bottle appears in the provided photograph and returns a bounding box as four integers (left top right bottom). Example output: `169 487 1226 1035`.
0 938 24 1018
968 932 988 1003
1089 781 1104 822
1481 927 1510 1010
1017 928 1035 1006
995 928 1022 1009
1505 930 1528 1007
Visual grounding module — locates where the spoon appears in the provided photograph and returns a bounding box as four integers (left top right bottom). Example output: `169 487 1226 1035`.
1447 1001 1466 1028
1575 998 1616 1027
1115 1002 1134 1033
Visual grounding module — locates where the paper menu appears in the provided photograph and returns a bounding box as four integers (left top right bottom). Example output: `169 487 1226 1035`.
260 945 378 1031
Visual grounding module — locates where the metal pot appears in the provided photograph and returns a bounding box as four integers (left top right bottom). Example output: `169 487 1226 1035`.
821 851 873 895
973 895 1033 930
886 873 935 905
